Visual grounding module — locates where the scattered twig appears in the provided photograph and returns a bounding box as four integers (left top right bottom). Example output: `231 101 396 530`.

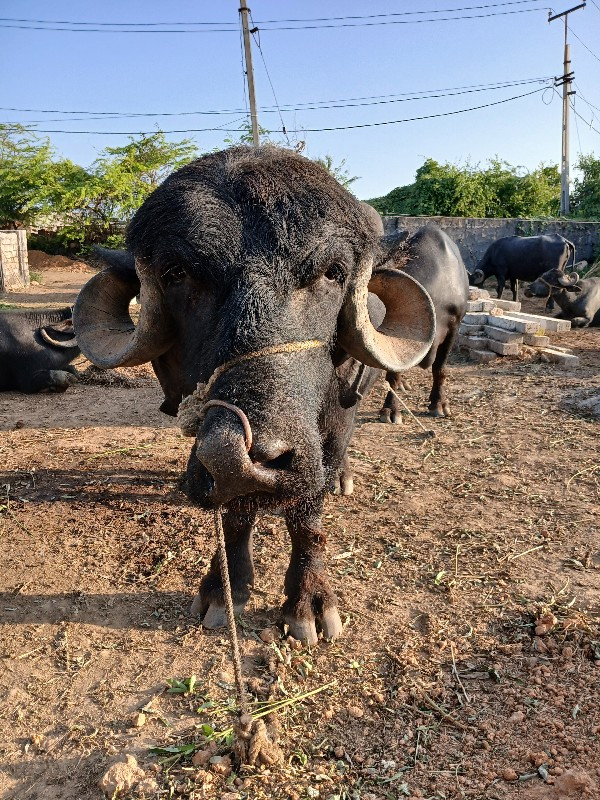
566 464 599 491
450 642 470 705
88 444 154 459
498 544 545 563
414 690 468 732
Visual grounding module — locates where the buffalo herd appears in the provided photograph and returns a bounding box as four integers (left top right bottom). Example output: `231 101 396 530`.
2 145 599 644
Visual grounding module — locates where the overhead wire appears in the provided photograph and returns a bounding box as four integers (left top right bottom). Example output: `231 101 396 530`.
568 26 600 64
3 86 551 135
248 11 291 145
0 7 550 33
0 78 553 123
0 2 546 28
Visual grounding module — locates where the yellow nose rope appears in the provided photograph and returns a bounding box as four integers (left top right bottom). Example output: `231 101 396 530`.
177 339 325 437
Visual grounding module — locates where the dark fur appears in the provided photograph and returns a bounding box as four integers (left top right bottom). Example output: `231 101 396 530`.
119 146 385 638
0 306 80 393
379 226 469 421
525 268 600 327
469 234 575 302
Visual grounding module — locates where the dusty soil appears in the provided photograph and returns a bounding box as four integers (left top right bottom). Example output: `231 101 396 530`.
0 269 599 800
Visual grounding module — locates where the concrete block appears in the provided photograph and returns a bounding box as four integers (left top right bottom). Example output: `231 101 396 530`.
458 334 489 350
493 299 522 312
504 311 571 333
538 348 580 367
481 300 498 311
469 349 498 363
466 300 484 312
462 312 489 326
488 314 540 334
487 339 522 356
468 287 490 300
484 325 524 344
459 322 484 335
523 333 550 347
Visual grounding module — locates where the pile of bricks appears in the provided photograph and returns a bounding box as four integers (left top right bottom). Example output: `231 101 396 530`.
458 288 579 367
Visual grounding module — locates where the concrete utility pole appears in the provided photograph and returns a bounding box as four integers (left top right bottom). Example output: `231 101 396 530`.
239 0 260 147
549 3 586 215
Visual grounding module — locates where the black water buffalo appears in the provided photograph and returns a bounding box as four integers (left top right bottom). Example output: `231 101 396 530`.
379 225 469 422
469 234 575 301
74 145 436 645
0 307 80 392
524 268 600 327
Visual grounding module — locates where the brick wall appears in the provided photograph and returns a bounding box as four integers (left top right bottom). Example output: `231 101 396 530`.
381 216 600 271
0 230 29 291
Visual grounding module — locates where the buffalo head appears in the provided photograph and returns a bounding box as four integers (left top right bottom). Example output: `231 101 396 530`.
524 268 582 298
74 146 435 509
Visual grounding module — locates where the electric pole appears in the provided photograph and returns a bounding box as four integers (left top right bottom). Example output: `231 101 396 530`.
549 2 585 215
239 0 260 147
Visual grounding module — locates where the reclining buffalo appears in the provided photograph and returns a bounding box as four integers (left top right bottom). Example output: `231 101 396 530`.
469 233 575 303
74 145 437 645
0 307 79 393
525 267 600 327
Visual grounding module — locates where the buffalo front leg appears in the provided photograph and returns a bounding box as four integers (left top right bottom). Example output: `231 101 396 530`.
330 450 354 496
510 278 519 302
283 496 342 646
191 510 255 628
379 371 411 424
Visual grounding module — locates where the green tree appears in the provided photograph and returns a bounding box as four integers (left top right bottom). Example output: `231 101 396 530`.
313 154 360 191
56 131 199 248
571 154 600 219
0 124 78 227
367 157 560 218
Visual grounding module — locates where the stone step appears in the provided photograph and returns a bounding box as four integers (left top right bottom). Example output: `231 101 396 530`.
486 314 541 334
484 325 524 344
469 348 498 363
462 312 489 326
503 311 571 333
487 339 522 356
459 322 485 335
538 348 580 367
492 298 522 312
523 333 550 347
458 334 489 350
468 287 490 300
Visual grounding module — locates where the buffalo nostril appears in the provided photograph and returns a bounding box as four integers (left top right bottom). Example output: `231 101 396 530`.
250 439 294 470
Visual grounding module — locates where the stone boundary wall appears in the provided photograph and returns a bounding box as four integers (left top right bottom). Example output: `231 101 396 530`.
0 230 29 291
381 216 600 271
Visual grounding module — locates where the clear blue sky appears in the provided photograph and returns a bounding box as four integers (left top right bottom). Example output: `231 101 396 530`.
2 1 599 199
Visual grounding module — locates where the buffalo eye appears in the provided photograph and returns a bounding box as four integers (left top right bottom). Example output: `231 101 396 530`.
161 263 186 286
323 262 346 286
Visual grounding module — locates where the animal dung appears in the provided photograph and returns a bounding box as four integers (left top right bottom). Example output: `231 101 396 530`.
458 300 579 367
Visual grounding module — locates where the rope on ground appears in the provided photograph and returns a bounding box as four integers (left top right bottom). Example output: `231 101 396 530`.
213 508 282 766
384 381 435 437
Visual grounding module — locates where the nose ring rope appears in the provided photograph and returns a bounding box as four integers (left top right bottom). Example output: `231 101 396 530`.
178 339 325 764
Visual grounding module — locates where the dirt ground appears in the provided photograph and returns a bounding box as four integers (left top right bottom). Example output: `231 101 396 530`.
0 261 599 800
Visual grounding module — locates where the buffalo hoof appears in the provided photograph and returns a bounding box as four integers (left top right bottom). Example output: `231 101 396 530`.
319 607 343 640
284 606 343 646
285 616 318 647
190 595 246 628
379 408 402 424
340 473 354 496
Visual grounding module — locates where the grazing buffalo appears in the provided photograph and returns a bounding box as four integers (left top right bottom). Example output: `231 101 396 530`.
74 145 436 645
379 225 469 422
524 268 600 327
0 307 80 393
469 234 575 302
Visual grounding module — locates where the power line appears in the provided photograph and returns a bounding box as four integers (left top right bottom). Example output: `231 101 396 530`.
574 83 600 115
554 87 600 136
568 26 600 64
0 2 546 27
3 86 549 135
249 12 290 145
0 7 549 33
0 77 553 120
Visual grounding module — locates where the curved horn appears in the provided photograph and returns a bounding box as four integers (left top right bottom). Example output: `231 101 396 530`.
470 269 485 285
39 328 79 349
73 261 174 369
558 271 580 287
338 260 436 372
